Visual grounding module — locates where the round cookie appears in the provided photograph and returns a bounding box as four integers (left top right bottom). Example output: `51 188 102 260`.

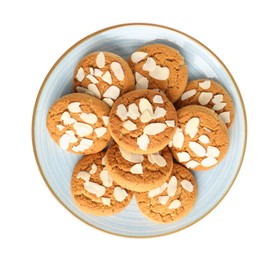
71 152 133 216
73 51 135 107
105 141 173 192
47 93 111 154
108 89 178 154
135 163 197 223
169 105 230 171
128 44 188 103
175 79 235 128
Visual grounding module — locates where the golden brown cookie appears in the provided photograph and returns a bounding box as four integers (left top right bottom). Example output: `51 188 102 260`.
128 44 188 103
71 152 133 216
47 93 110 154
135 163 197 223
108 89 177 154
175 79 235 128
73 51 135 107
105 141 173 192
169 105 230 171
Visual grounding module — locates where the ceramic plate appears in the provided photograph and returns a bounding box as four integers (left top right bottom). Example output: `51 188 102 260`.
32 23 247 237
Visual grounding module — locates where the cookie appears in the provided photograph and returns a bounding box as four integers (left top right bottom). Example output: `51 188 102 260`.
71 152 133 216
175 79 235 128
47 93 111 154
108 89 177 154
169 105 230 171
73 51 135 107
135 163 197 223
128 44 188 103
105 141 173 192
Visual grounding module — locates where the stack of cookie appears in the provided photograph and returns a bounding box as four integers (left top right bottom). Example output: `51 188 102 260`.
47 44 234 223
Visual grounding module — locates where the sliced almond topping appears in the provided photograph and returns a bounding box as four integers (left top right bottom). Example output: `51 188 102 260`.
103 85 120 100
181 180 194 192
101 197 111 206
100 169 113 187
139 98 153 115
131 52 148 63
73 122 93 137
119 147 144 163
102 71 112 85
189 141 206 157
68 102 82 113
172 127 185 148
116 104 128 121
149 66 170 80
142 57 156 71
203 127 211 133
73 138 93 152
111 62 124 81
140 110 153 123
76 86 88 94
84 181 106 197
76 67 85 82
185 117 200 138
130 163 143 174
148 187 161 197
59 134 70 150
123 120 137 131
201 157 218 167
198 135 210 144
153 95 163 104
212 94 224 104
168 140 173 147
87 84 101 99
102 116 109 126
186 160 200 169
165 120 175 127
57 124 64 131
198 92 213 105
136 74 149 89
206 146 220 157
219 111 231 123
61 111 76 125
167 176 177 197
147 154 166 167
65 130 78 143
143 123 166 135
160 182 168 193
181 89 197 100
89 67 94 75
114 187 128 202
96 52 105 68
153 107 166 119
168 199 181 209
94 68 103 77
213 102 227 111
76 171 90 182
89 163 97 174
137 133 149 151
177 152 190 162
94 127 107 138
127 103 140 120
86 74 99 84
103 98 114 107
199 80 211 89
80 112 97 124
158 196 169 205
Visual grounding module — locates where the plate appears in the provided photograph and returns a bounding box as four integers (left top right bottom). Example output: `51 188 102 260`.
32 23 247 237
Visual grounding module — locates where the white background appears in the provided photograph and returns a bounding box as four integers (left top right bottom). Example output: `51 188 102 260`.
1 0 276 259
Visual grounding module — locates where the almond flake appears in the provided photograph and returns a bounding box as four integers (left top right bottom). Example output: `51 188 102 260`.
96 52 105 68
84 181 106 197
76 171 90 182
68 102 82 113
102 71 112 84
143 123 166 135
212 94 224 104
102 116 109 126
130 163 143 174
168 199 181 209
153 107 166 119
201 157 218 167
89 163 97 174
153 95 163 104
94 68 103 77
168 141 173 147
165 120 175 127
101 197 111 206
181 180 194 192
103 85 120 100
167 176 177 197
61 111 76 125
189 141 206 157
206 146 220 157
203 127 211 133
135 72 143 81
137 133 149 151
94 127 107 138
116 104 128 120
131 52 148 63
198 135 209 144
185 117 200 138
87 84 101 99
147 154 166 167
158 196 169 205
119 147 144 163
114 187 128 202
177 152 190 162
89 67 94 75
111 62 124 81
76 67 85 81
57 124 64 131
127 103 140 120
59 134 70 150
181 89 197 100
140 110 153 123
136 74 149 89
186 160 200 169
72 138 93 152
65 130 78 143
123 120 137 131
149 66 170 80
160 182 168 193
100 169 113 187
80 112 97 124
199 92 213 105
86 74 99 84
76 86 88 94
73 122 93 137
148 187 161 197
139 98 153 115
199 80 211 89
103 98 114 107
172 127 184 148
142 57 156 71
219 111 231 123
213 102 227 111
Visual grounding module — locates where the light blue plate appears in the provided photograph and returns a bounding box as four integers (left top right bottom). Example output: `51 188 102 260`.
32 23 247 237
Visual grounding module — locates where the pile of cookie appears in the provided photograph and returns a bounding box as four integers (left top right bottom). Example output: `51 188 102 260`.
47 44 234 223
